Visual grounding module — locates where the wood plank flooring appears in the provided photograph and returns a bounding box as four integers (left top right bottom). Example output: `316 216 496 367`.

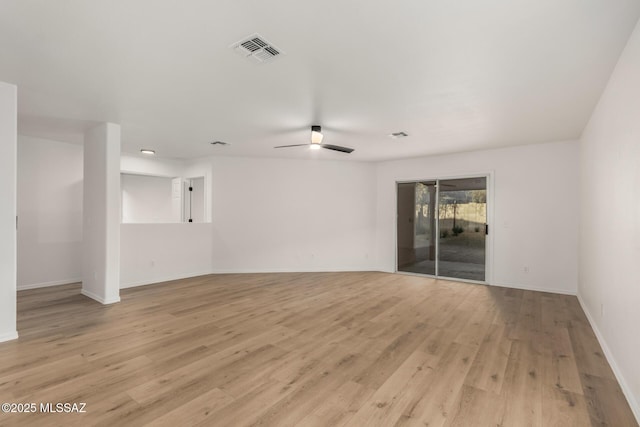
0 272 636 426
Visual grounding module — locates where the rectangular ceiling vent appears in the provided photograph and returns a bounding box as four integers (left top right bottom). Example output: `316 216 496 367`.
231 34 282 64
390 131 409 139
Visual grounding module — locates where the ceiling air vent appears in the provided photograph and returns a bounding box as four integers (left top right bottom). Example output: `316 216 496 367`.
231 34 282 64
390 131 409 139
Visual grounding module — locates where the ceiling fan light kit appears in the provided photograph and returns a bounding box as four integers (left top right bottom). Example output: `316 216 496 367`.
274 125 355 154
311 125 323 144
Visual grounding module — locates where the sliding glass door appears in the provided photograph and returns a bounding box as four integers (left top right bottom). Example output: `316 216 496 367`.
437 177 487 281
397 176 487 282
397 181 437 275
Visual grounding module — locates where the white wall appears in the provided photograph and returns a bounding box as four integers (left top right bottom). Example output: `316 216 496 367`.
123 146 576 288
13 137 581 297
579 17 640 420
376 140 580 294
17 136 83 289
120 154 213 224
121 173 176 223
119 155 214 286
0 82 17 342
208 156 378 273
121 154 185 178
120 223 213 287
119 155 377 284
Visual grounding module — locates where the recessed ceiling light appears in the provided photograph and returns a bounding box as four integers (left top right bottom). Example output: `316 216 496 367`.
140 149 155 155
389 131 409 139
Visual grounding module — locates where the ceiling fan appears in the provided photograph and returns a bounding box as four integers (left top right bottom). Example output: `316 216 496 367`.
274 125 354 153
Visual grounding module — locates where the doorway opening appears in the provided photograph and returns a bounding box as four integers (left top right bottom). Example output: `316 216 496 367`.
396 176 488 282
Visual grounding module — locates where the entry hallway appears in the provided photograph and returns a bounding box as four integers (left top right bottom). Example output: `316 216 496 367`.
0 272 636 426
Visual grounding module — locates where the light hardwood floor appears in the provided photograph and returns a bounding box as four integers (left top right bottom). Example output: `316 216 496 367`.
0 272 637 426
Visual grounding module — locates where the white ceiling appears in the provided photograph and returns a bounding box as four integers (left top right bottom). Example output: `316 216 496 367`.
1 1 639 161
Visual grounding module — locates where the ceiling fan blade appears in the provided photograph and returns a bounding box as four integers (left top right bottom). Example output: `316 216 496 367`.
274 144 311 149
321 144 354 154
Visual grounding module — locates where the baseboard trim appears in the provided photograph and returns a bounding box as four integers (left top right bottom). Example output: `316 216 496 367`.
577 294 640 424
490 281 576 296
208 267 378 274
120 268 380 288
382 268 577 296
18 278 81 291
21 272 574 297
120 271 214 289
122 270 575 297
0 331 18 343
80 289 120 305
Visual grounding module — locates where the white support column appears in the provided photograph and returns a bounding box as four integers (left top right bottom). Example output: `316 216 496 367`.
0 82 18 342
82 123 121 304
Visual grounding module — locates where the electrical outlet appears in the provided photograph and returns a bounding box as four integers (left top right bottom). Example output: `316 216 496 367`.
523 266 529 273
150 260 155 267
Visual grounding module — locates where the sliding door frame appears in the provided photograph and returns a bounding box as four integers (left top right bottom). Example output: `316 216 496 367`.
394 171 494 285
